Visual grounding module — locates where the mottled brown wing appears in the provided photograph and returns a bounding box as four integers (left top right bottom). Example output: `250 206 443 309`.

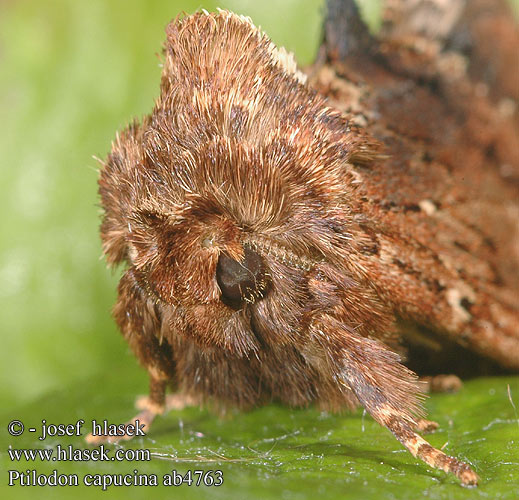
310 0 519 370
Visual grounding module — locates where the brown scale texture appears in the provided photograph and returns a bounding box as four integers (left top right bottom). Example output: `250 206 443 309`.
97 3 519 485
314 0 519 374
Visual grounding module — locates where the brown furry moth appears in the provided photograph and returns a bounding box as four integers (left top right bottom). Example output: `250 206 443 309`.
93 4 519 487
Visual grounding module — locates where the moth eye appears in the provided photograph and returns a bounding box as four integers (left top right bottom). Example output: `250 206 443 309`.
216 246 268 309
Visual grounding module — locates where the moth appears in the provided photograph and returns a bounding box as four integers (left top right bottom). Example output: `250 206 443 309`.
93 3 519 487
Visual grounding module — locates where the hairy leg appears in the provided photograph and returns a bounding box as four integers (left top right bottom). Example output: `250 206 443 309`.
308 313 478 485
421 375 463 393
85 270 177 445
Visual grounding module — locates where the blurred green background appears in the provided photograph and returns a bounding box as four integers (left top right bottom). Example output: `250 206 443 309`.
1 1 518 499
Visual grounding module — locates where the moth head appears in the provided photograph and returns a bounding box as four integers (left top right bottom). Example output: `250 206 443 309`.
126 192 270 310
99 10 381 354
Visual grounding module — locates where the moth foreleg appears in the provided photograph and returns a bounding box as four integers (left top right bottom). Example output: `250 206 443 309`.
308 314 478 485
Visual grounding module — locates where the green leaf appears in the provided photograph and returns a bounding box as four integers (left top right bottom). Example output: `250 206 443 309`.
2 372 518 499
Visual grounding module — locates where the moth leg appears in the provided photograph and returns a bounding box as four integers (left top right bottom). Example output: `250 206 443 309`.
136 392 197 412
383 417 478 486
415 419 439 434
86 374 167 445
119 373 169 440
309 314 478 486
85 269 177 445
421 375 463 393
415 374 464 435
